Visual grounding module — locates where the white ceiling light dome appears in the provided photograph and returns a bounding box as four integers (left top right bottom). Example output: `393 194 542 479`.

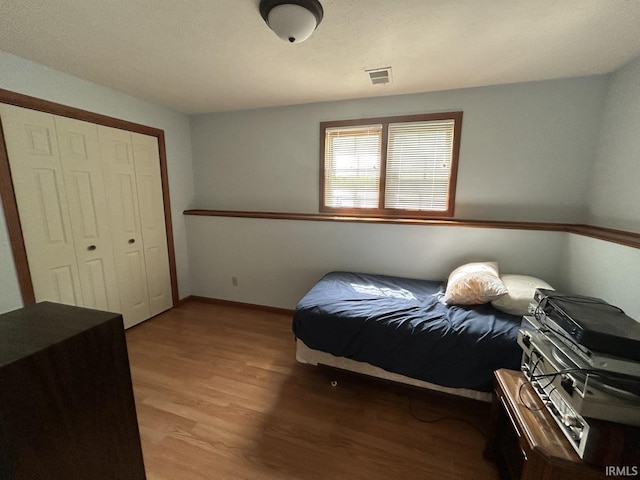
259 0 324 44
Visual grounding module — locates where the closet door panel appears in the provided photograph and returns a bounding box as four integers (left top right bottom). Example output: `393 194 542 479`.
98 125 150 328
132 133 172 316
0 104 83 306
115 174 139 233
125 250 150 308
50 265 80 305
55 116 121 313
83 258 111 308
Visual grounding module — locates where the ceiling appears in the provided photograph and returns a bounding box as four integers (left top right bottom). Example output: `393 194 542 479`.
1 0 640 115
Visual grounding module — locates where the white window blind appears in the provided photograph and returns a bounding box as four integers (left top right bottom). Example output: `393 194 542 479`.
324 125 382 208
385 119 455 211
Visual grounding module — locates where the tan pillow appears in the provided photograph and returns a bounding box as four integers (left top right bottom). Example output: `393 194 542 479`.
443 262 508 305
491 274 554 316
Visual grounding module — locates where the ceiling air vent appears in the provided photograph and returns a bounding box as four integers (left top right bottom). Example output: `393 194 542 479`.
366 67 392 85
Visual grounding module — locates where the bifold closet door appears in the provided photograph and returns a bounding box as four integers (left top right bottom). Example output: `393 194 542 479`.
0 104 83 306
54 115 121 313
131 133 172 317
1 104 172 329
0 104 121 313
98 129 171 324
98 126 152 327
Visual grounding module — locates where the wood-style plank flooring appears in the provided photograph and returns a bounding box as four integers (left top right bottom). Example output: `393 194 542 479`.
126 300 499 480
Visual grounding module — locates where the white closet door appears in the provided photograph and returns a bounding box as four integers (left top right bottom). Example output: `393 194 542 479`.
0 104 83 306
98 125 151 328
132 133 172 317
54 116 122 313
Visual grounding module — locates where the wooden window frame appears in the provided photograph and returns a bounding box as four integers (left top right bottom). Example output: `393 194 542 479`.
319 111 462 218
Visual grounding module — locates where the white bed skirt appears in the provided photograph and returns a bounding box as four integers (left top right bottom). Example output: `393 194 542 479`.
295 339 492 402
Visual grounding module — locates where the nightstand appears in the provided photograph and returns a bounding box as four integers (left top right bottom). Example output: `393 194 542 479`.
484 369 606 480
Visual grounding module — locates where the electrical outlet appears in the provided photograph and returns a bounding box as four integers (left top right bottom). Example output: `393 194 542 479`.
232 276 238 287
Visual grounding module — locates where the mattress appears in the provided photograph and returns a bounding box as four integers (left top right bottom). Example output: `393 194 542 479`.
292 271 522 392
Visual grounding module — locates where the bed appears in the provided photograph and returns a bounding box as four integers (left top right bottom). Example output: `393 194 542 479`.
292 271 523 401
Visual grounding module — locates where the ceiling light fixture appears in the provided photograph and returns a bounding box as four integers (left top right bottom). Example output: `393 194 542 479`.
259 0 324 44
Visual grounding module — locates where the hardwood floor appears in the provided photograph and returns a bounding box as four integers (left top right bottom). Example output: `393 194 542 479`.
126 300 499 480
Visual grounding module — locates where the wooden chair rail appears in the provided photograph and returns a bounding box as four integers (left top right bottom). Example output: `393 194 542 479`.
183 209 640 250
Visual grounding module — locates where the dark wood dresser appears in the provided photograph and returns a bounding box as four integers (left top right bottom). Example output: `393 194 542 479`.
484 369 608 480
0 302 146 480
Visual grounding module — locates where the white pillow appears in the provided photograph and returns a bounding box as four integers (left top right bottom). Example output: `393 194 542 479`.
491 274 554 316
443 262 508 305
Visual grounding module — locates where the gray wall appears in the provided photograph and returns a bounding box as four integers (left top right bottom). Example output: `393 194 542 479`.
559 235 640 321
561 55 640 320
587 56 640 232
186 215 566 312
190 76 607 222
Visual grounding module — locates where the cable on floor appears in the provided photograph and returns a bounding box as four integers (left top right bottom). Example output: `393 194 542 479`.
407 395 487 438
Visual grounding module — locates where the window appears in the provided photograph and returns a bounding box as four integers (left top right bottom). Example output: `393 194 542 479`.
320 111 462 217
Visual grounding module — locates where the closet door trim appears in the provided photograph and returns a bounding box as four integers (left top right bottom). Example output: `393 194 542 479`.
0 88 178 308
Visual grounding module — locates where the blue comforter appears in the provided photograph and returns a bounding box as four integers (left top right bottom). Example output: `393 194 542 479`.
292 271 522 392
